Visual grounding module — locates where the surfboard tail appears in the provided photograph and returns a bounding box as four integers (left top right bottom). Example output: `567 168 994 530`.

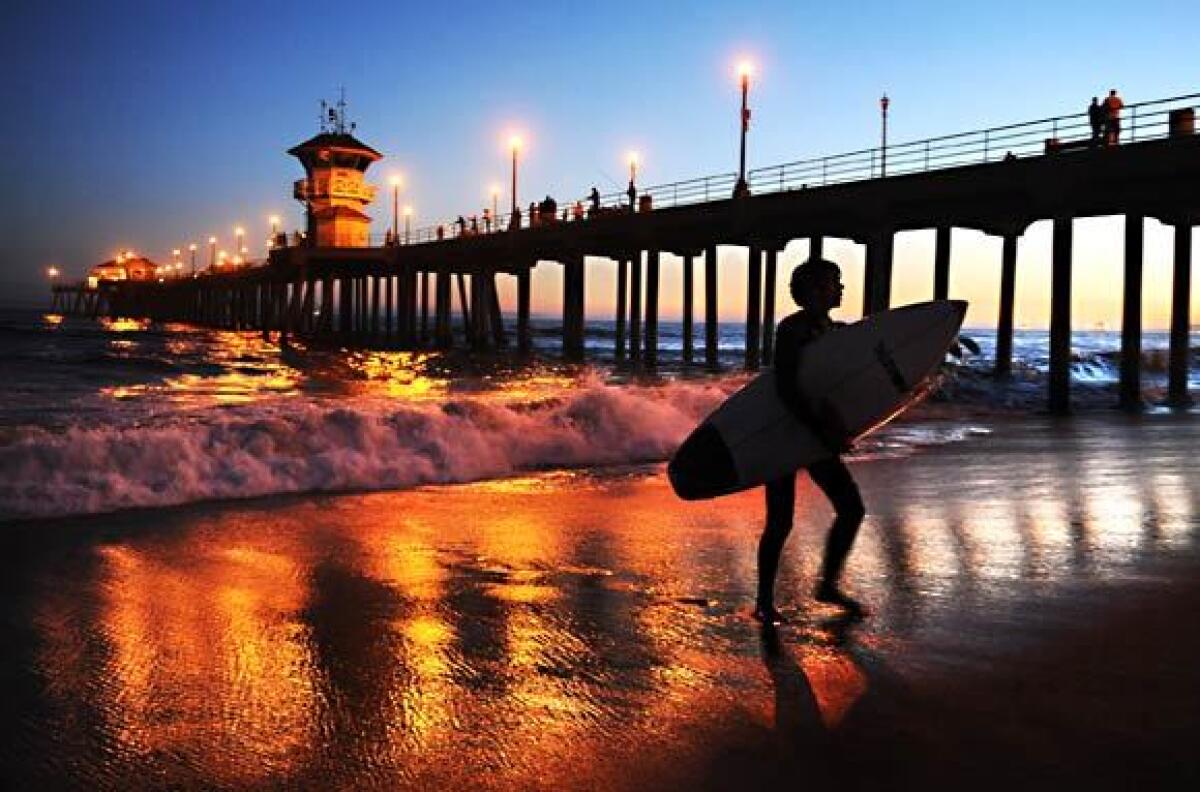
668 423 740 501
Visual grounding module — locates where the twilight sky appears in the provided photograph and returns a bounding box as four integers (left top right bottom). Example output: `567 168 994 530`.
2 0 1196 327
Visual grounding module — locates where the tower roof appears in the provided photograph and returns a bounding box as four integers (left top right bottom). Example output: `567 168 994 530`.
287 132 382 161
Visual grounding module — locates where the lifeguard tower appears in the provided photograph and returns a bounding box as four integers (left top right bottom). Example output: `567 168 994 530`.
288 95 382 247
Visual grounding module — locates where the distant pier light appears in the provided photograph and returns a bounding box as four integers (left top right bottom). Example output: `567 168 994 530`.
287 95 383 248
403 204 413 244
628 150 640 186
46 266 59 280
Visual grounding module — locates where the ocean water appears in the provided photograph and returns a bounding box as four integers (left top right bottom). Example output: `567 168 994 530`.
0 306 1195 521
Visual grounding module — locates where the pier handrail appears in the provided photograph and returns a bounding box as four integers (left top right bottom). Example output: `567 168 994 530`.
363 91 1200 250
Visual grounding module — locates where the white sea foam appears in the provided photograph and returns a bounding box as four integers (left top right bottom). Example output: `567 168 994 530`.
0 377 737 521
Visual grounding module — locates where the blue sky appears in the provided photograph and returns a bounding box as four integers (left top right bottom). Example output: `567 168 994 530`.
1 1 1196 325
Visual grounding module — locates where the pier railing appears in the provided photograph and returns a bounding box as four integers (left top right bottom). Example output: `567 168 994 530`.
362 92 1200 249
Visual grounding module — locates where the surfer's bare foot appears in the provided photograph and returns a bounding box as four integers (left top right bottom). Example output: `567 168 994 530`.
813 583 867 618
752 604 786 626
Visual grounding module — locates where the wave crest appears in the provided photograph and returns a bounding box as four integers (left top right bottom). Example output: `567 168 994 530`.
0 379 736 521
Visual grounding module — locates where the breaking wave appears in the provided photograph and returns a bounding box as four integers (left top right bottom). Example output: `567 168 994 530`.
0 378 736 521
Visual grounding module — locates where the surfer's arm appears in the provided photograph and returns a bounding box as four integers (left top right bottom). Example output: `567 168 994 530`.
774 323 848 454
773 327 824 427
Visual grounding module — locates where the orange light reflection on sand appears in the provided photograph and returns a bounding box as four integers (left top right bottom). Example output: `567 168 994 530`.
42 540 320 786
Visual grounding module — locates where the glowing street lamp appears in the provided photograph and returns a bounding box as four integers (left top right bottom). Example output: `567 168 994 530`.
403 205 413 244
234 226 245 260
734 59 754 198
208 236 217 269
269 215 281 247
489 184 500 225
46 266 59 280
628 150 640 188
508 134 523 218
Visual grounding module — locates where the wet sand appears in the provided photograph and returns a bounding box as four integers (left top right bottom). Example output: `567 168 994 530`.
2 413 1199 790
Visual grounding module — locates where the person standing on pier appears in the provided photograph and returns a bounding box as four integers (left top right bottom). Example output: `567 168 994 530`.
1088 97 1104 144
589 186 601 216
754 257 867 625
1104 89 1125 145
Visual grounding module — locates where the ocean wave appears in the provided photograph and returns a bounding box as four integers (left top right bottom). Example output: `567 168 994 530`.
0 377 737 521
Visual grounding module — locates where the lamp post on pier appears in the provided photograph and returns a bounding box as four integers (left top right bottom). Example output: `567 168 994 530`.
389 174 402 244
880 93 890 177
734 60 753 198
509 134 522 223
188 244 197 276
269 215 280 248
208 237 217 270
490 184 500 226
403 205 412 244
234 226 245 264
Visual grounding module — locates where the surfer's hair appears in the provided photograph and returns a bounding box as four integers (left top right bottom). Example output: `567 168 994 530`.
790 257 841 304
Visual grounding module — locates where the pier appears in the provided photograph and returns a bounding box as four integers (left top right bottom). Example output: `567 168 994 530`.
54 93 1200 412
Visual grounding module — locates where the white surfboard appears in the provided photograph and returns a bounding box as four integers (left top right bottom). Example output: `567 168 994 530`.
668 300 966 500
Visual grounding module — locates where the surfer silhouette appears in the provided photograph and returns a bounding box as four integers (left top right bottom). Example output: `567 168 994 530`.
754 257 867 625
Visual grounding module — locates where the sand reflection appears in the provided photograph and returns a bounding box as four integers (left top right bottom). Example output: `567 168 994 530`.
18 415 1200 787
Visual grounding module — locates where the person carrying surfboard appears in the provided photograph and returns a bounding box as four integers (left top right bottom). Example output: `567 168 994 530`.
754 257 867 625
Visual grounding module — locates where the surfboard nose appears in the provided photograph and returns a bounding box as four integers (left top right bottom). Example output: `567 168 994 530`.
948 299 968 323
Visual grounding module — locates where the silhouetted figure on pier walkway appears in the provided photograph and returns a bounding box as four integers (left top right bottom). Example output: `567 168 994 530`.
626 181 637 212
1088 97 1104 144
754 257 867 626
1104 89 1125 145
589 187 601 216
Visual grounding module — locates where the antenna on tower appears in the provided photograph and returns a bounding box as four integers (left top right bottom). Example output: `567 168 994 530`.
335 86 348 135
319 99 328 133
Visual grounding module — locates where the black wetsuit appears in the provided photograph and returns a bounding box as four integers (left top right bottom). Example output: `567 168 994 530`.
759 310 866 606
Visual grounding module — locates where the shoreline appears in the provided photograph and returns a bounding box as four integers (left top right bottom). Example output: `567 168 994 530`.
1 414 1198 787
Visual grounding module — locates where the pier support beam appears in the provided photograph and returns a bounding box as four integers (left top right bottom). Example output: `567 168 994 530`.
682 252 695 365
934 225 952 301
629 252 642 362
995 232 1019 377
435 272 452 348
371 275 381 339
863 230 894 316
705 244 719 370
745 245 762 370
762 248 778 366
810 236 824 259
1168 221 1193 406
420 272 430 344
340 277 352 336
488 274 505 348
615 257 628 360
456 273 472 346
561 256 586 360
645 250 660 367
1049 215 1073 414
1119 214 1144 409
517 268 531 354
